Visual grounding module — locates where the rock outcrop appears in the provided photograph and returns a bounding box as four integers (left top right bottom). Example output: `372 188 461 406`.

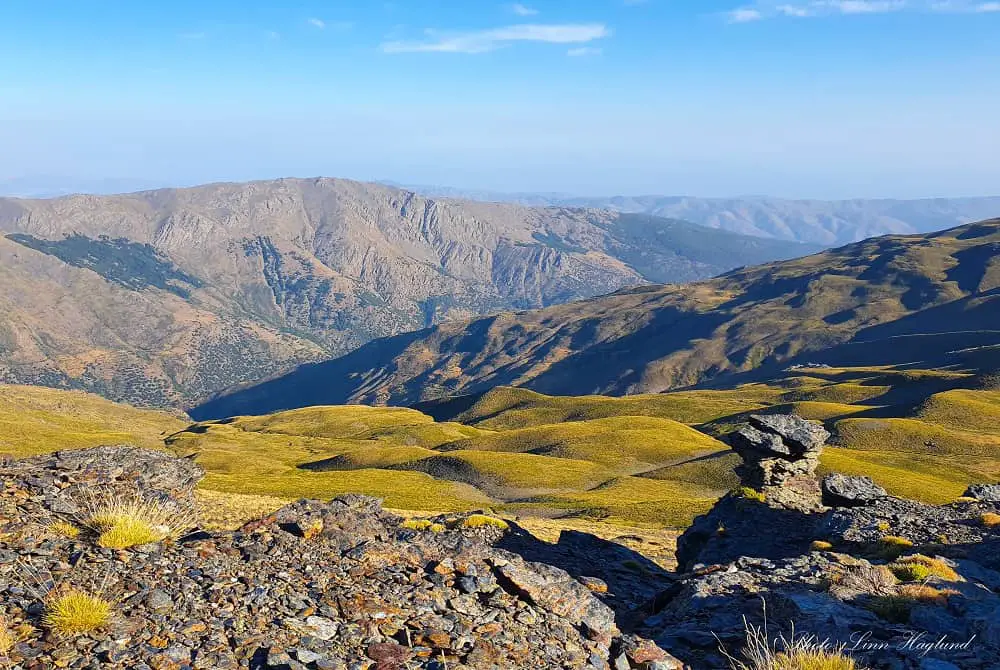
0 447 677 670
650 415 1000 670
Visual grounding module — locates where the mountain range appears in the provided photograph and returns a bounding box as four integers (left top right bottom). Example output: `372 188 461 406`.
405 184 1000 246
194 218 1000 419
0 177 810 407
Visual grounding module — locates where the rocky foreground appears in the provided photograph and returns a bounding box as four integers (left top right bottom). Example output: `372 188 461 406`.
0 447 678 670
1 415 999 669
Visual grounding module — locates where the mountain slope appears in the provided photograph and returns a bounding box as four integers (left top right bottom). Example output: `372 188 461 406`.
408 185 1000 246
193 219 1000 418
0 178 812 406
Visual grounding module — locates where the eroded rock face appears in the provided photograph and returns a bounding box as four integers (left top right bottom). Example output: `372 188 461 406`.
658 415 1000 670
729 414 828 490
0 446 674 670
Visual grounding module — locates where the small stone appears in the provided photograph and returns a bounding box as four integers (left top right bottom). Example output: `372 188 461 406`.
822 474 887 507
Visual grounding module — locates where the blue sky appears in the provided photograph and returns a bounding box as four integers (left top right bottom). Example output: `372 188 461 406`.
1 1 998 198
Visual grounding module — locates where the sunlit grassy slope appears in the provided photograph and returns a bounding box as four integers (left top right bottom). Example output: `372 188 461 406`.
5 359 1000 529
0 384 188 456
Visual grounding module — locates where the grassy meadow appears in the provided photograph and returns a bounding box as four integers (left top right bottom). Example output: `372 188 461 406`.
3 359 999 530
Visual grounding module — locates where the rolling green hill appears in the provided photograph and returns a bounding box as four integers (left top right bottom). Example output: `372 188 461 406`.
195 219 1000 418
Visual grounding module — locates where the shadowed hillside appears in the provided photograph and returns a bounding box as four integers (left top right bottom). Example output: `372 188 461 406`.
195 219 1000 418
0 178 812 407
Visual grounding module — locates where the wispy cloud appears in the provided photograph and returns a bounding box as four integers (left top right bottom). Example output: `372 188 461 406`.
511 3 539 16
381 23 610 54
727 8 765 21
726 0 998 19
308 18 326 29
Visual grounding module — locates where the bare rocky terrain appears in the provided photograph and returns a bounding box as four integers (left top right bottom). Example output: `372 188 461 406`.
409 185 1000 246
1 416 997 669
0 178 812 408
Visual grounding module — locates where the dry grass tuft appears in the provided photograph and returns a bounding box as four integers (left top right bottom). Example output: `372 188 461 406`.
401 519 433 531
0 617 15 656
889 555 960 582
828 563 898 600
720 608 864 670
867 585 958 624
981 512 1000 528
460 514 509 530
736 487 767 503
43 588 112 635
875 535 913 560
48 520 80 539
810 540 833 552
78 488 196 550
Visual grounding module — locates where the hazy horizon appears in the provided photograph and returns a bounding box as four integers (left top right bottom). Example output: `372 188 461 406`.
2 0 998 200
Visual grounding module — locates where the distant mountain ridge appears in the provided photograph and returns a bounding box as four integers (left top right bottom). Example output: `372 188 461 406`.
405 184 1000 246
0 177 811 407
193 219 1000 418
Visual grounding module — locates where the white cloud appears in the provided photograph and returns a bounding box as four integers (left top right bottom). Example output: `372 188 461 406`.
728 0 999 19
308 18 326 29
567 47 603 56
382 23 610 54
727 8 765 21
511 3 539 16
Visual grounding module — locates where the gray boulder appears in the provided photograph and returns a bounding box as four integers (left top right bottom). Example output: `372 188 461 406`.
749 414 830 454
821 473 887 507
964 483 1000 502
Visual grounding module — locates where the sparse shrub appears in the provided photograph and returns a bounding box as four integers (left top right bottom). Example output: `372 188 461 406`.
429 523 446 533
735 486 767 503
875 536 913 560
49 520 80 538
461 514 509 531
720 607 864 670
78 488 196 550
810 540 833 552
875 521 890 532
981 512 1000 528
889 555 959 582
828 563 898 599
867 585 957 624
401 519 433 531
43 588 112 635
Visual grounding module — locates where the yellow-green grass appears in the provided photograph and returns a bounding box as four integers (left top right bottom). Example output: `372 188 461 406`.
201 469 492 512
833 417 1000 457
207 405 488 446
452 386 780 430
819 448 982 504
0 384 187 457
304 445 440 470
764 401 872 422
917 390 1000 435
168 418 494 510
43 589 112 635
523 476 722 528
195 489 291 530
441 416 727 469
786 382 891 405
641 451 741 490
399 449 610 494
